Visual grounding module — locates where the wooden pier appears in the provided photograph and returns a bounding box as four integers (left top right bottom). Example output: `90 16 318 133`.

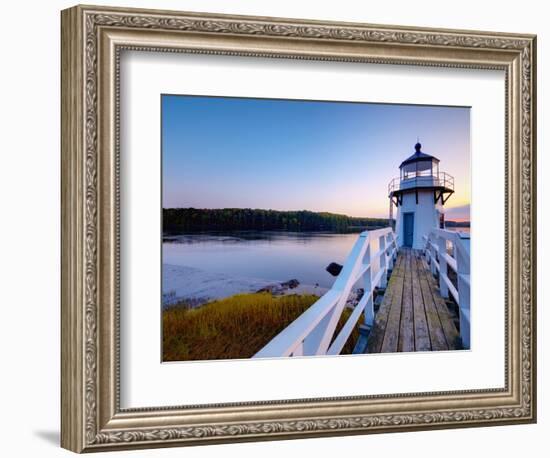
366 248 461 353
254 228 468 359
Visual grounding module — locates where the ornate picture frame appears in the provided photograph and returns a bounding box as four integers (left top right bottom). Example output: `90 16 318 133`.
61 4 536 453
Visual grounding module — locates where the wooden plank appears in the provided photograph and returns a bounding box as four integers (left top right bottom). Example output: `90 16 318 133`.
418 253 461 349
417 256 449 351
366 253 402 353
426 279 462 350
367 249 460 354
380 252 405 353
411 252 431 351
398 249 415 352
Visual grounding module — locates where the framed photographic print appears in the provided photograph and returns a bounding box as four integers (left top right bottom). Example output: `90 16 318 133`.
61 4 537 453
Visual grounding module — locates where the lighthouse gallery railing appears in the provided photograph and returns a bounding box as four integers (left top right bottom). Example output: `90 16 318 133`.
388 171 454 195
254 228 398 358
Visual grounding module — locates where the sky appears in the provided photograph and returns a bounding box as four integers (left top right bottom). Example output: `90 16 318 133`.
162 95 471 221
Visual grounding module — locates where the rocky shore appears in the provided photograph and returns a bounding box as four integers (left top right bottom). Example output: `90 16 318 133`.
162 264 328 308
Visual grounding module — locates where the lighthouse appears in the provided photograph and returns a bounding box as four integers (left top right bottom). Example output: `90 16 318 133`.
388 142 454 249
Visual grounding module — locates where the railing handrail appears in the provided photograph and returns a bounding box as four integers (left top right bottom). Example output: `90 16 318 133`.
422 228 470 349
388 171 455 195
254 227 398 358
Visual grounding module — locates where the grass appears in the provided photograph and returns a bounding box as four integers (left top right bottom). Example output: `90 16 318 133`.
162 293 360 361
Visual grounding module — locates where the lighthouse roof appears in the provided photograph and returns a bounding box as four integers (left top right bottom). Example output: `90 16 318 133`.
399 142 440 168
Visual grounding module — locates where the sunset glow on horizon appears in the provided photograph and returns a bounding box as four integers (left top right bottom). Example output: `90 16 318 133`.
162 95 471 221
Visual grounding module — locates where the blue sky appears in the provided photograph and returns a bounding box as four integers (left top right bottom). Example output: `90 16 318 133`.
162 95 470 220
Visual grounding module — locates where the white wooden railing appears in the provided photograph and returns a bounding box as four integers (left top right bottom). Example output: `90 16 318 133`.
253 228 398 358
422 229 471 349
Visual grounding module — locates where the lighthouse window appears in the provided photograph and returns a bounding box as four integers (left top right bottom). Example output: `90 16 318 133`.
402 160 434 179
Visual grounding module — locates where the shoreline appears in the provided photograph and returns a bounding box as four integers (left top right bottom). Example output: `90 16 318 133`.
162 263 329 308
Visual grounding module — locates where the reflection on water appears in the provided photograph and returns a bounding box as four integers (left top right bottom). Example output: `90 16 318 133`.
163 231 365 289
446 226 470 234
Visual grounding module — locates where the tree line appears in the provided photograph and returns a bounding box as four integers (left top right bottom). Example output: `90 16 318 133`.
444 220 470 228
163 208 390 233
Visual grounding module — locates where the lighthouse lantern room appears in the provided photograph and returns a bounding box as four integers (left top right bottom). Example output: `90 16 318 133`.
388 143 454 249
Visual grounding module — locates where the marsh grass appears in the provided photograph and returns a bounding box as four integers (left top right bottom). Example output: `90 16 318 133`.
162 293 359 361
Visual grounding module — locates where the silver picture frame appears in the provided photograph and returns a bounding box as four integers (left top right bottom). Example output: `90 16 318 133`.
61 4 537 452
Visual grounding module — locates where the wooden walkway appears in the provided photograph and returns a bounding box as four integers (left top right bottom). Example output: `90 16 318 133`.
366 248 461 353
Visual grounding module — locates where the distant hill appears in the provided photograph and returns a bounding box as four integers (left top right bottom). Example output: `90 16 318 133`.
163 208 390 233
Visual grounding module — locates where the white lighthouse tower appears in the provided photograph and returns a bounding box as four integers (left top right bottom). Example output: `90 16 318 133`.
388 142 454 249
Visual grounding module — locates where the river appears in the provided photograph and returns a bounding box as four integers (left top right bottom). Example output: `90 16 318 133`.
162 228 468 305
163 231 361 292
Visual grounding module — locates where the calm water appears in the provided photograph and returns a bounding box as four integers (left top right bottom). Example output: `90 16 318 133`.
447 226 471 234
163 227 469 290
163 231 363 289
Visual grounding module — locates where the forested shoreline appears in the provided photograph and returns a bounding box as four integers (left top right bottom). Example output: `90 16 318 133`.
163 207 470 233
444 220 470 228
163 208 390 233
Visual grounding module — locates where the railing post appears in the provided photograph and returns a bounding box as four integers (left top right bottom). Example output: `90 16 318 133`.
385 234 390 267
379 234 388 288
301 302 338 356
291 341 304 356
430 235 437 276
363 244 374 327
437 235 449 298
456 235 471 349
422 236 429 265
391 233 397 265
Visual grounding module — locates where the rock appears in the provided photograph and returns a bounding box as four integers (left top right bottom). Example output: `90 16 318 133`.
281 279 300 289
326 262 343 276
256 284 279 294
257 279 299 295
